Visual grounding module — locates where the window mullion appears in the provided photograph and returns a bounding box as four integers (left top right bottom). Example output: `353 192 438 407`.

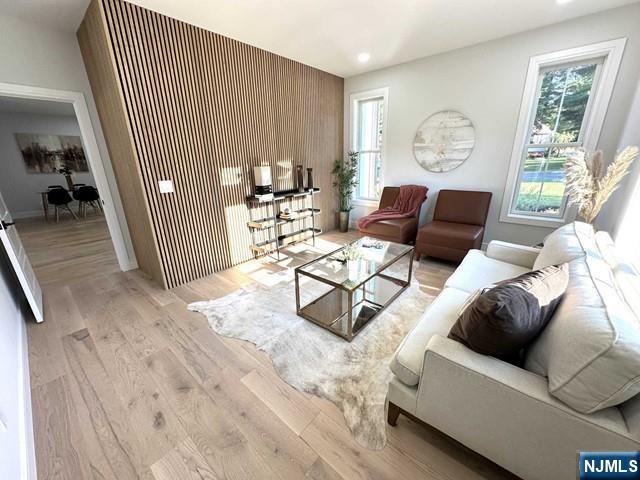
510 57 603 219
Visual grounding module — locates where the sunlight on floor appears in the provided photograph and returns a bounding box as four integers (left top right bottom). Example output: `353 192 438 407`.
248 268 292 287
421 285 442 295
235 261 264 274
241 235 350 288
287 238 341 254
276 256 294 268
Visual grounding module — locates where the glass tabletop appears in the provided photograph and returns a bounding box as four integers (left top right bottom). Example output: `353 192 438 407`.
296 237 413 291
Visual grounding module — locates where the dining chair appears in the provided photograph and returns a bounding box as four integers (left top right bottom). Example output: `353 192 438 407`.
47 187 78 222
72 186 102 218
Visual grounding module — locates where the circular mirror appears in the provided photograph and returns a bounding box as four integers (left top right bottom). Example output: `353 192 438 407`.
413 110 475 172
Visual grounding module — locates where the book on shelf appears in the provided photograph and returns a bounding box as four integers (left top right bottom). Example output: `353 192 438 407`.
278 207 300 221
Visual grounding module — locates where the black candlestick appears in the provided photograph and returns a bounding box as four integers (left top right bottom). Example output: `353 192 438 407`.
307 168 313 190
296 165 304 192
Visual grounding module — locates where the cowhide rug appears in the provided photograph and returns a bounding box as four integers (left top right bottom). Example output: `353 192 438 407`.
188 268 433 449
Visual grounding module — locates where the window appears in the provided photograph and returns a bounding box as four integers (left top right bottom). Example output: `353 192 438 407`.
350 88 388 202
513 60 602 218
500 39 626 227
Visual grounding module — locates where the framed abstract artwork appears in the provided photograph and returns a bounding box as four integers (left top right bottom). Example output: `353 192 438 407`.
14 133 89 173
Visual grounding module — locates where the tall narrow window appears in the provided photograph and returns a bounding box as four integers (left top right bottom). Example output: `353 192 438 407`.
500 39 625 227
512 60 601 218
350 88 388 202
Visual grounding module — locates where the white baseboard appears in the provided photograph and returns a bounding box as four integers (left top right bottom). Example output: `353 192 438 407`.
11 210 44 220
119 259 139 272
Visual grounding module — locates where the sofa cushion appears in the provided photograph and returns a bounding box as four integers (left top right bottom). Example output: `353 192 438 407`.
448 264 569 363
390 287 469 386
445 249 529 293
621 395 640 440
417 221 484 250
595 231 640 320
533 221 595 270
525 253 640 413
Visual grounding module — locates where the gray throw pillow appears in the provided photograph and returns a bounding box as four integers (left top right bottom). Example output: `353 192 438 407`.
448 264 569 363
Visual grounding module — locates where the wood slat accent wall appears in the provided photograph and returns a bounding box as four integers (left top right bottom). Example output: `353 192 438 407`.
78 0 166 286
78 0 343 288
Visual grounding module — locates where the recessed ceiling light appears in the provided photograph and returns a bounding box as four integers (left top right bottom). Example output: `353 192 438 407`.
357 52 370 63
556 0 574 4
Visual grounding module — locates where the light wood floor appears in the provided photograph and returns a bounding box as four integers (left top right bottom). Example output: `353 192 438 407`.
20 217 515 480
16 214 120 288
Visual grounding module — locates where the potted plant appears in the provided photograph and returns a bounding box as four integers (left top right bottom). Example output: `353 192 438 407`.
565 146 638 224
56 164 75 191
332 151 359 232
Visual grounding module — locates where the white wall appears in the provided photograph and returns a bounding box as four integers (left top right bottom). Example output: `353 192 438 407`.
345 3 640 245
0 112 98 218
0 248 36 480
599 79 640 236
0 12 136 263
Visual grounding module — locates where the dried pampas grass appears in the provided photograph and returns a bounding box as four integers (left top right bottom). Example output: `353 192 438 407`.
565 146 639 224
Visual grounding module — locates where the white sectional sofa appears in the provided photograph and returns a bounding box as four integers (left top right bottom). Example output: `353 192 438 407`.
388 222 640 480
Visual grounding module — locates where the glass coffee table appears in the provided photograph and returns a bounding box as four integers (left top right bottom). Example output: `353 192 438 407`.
294 237 414 341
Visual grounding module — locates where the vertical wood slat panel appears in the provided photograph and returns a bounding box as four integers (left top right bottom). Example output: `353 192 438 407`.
77 0 167 287
80 0 343 288
111 1 177 283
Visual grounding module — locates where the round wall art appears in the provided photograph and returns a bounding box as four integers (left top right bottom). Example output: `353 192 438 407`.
412 110 475 173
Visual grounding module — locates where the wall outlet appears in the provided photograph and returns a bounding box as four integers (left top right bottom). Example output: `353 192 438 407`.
158 180 174 194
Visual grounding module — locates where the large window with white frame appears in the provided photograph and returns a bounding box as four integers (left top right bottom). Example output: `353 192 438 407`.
500 39 626 227
350 88 388 202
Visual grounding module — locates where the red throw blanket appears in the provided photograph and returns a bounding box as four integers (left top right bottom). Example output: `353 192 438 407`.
357 185 428 229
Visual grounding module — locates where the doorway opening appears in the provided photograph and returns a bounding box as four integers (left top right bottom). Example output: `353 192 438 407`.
0 83 136 320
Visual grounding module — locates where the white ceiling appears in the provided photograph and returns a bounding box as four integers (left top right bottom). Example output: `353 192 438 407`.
0 0 90 36
0 0 638 77
0 96 76 116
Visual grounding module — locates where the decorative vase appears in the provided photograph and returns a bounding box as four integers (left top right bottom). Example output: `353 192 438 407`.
347 259 359 281
64 174 74 191
338 211 349 232
307 167 314 190
296 165 304 192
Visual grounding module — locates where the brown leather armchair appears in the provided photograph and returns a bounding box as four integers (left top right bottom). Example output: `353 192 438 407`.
416 189 492 262
357 187 425 244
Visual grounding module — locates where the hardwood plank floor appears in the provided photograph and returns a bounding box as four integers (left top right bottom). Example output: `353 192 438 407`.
15 215 120 288
20 217 516 479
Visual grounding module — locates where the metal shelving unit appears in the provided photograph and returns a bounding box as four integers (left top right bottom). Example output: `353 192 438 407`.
246 188 321 260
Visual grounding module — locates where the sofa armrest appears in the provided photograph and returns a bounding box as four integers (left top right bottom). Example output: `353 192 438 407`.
485 240 539 268
414 335 638 480
419 335 552 404
421 336 634 426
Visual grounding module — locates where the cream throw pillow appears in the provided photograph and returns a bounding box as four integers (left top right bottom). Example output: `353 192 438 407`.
533 221 594 270
457 286 495 317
